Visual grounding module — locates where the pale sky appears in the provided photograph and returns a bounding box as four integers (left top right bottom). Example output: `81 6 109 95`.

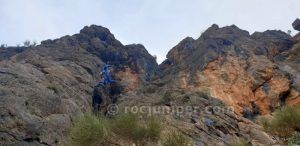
0 0 299 63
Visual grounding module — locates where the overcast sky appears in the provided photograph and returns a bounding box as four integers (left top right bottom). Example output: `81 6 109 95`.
0 0 299 63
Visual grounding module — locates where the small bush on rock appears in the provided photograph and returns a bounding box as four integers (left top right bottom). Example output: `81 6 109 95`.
70 113 111 146
226 138 251 146
162 131 189 146
262 106 300 138
111 113 162 145
71 113 162 146
288 132 300 146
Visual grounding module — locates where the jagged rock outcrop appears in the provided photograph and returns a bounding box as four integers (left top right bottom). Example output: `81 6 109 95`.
292 18 300 31
160 24 298 115
0 46 27 61
275 32 300 106
148 24 299 145
0 25 157 146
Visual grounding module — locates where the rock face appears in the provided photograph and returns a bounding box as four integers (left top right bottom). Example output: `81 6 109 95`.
0 25 157 146
0 46 27 61
292 18 300 31
160 24 298 115
0 23 299 146
145 24 299 145
275 33 300 106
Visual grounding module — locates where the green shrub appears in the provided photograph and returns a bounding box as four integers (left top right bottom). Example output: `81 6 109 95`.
71 113 162 146
288 132 300 146
145 116 162 142
162 131 189 146
111 113 162 145
262 106 300 138
111 113 139 142
70 113 111 146
226 138 251 146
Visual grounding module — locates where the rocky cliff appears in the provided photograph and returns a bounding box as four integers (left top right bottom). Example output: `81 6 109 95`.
0 25 157 146
143 24 299 145
0 22 299 146
159 24 298 115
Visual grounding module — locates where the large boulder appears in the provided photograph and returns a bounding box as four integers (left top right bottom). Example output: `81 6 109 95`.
292 18 300 31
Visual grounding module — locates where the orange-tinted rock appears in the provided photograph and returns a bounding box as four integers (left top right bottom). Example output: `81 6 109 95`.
166 50 295 115
115 67 141 92
159 25 298 116
200 56 254 114
287 88 300 106
254 88 271 114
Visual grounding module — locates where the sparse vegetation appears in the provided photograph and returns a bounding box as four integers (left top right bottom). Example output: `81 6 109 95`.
23 40 37 47
153 55 157 62
288 132 300 146
262 106 300 138
287 30 292 36
111 113 161 145
0 44 7 48
226 138 251 146
71 113 162 146
162 131 190 146
70 113 111 146
23 40 31 47
146 116 162 142
111 113 140 143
